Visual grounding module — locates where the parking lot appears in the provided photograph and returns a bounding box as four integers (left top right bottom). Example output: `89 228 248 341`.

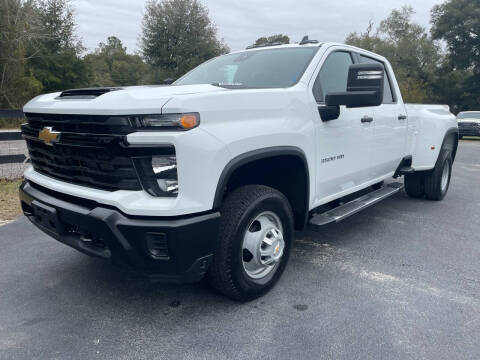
1 140 479 360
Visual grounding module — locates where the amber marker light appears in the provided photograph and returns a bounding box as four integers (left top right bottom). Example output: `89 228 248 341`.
180 114 199 129
133 113 200 130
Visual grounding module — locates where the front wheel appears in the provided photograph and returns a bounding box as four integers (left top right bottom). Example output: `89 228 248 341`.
207 185 294 301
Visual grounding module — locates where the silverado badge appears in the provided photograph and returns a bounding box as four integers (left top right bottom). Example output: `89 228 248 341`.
38 127 60 146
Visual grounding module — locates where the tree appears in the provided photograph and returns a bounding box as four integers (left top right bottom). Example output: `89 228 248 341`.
431 0 480 111
84 36 148 87
140 0 229 79
26 0 88 92
346 7 441 103
0 0 42 108
432 0 480 72
254 34 290 46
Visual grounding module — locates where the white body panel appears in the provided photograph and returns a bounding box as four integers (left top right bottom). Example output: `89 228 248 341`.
22 43 458 217
405 104 457 171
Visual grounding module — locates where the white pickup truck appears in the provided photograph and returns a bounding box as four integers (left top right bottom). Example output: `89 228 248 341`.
20 40 458 301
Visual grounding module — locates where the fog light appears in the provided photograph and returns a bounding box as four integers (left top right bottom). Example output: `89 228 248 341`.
133 152 179 197
152 156 178 196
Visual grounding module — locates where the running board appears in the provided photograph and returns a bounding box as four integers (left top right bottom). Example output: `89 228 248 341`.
309 183 404 226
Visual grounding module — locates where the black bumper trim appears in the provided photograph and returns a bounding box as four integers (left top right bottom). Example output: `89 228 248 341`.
20 181 220 283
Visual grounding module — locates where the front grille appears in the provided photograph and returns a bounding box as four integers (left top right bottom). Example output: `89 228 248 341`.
458 122 480 135
25 112 135 134
459 122 479 128
22 113 146 191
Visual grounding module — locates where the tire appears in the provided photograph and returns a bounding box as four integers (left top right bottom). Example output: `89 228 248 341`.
207 185 294 301
459 135 463 140
404 173 425 198
424 149 452 201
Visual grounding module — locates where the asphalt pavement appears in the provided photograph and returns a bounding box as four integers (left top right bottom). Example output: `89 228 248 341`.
1 140 479 360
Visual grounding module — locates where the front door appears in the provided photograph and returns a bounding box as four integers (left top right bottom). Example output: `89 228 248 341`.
312 50 375 204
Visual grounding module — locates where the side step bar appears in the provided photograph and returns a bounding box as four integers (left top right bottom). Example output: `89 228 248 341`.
309 183 404 226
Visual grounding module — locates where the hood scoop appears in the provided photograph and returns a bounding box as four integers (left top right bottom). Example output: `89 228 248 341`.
57 87 123 99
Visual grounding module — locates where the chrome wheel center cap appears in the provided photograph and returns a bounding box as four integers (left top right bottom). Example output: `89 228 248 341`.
260 228 284 264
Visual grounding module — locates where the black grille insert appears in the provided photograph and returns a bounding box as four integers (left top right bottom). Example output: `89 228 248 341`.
22 113 173 192
25 112 135 134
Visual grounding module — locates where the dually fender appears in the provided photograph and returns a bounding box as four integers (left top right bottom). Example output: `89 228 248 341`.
409 103 458 172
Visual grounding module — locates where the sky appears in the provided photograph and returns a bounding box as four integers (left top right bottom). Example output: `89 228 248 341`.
74 0 443 54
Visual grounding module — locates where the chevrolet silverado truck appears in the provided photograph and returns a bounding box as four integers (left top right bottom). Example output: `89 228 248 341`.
457 111 480 139
19 40 458 301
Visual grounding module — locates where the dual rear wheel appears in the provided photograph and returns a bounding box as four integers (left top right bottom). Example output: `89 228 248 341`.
404 148 453 201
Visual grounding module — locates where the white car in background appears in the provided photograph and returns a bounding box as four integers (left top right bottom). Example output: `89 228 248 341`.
457 111 480 139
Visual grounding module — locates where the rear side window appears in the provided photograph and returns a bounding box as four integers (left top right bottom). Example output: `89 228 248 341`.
358 55 395 103
313 51 353 103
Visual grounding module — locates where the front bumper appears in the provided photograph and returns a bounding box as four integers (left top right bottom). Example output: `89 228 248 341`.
19 181 220 283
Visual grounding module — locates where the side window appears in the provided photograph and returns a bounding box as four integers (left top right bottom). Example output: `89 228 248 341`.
358 55 395 104
313 51 353 103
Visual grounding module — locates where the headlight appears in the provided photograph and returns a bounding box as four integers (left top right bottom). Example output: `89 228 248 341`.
133 154 179 197
130 113 199 130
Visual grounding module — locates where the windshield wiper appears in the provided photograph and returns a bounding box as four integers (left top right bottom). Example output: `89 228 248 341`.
211 83 250 89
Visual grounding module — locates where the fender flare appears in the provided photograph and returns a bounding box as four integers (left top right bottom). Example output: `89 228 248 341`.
212 146 310 214
441 127 459 161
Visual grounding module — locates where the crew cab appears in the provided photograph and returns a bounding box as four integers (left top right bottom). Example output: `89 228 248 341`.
19 40 458 301
457 111 480 138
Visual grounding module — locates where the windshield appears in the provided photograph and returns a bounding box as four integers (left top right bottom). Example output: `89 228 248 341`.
174 47 318 89
458 112 480 120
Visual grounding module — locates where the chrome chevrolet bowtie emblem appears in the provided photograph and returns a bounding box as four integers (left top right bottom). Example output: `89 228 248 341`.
38 127 60 146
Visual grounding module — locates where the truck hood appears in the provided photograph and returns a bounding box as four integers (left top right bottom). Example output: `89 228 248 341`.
23 84 226 115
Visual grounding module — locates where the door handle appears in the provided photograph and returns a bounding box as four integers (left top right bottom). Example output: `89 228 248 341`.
361 116 373 123
398 114 407 121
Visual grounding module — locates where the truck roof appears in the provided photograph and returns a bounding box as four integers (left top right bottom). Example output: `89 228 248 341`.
229 42 389 64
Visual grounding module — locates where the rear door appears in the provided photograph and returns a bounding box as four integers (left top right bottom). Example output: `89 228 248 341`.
355 54 407 178
312 50 375 204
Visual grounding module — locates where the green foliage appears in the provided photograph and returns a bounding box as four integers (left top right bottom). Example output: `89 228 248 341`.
346 7 440 103
254 34 290 46
0 0 43 108
84 36 148 87
26 0 88 92
432 0 480 72
431 0 480 112
0 118 24 129
140 0 229 80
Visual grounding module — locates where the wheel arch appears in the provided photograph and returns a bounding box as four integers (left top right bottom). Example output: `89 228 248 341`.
213 146 310 230
441 127 459 161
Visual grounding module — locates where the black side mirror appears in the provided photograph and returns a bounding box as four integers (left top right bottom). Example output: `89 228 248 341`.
325 63 384 108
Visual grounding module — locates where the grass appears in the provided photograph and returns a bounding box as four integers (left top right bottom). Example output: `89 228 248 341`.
0 118 23 129
0 179 22 221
